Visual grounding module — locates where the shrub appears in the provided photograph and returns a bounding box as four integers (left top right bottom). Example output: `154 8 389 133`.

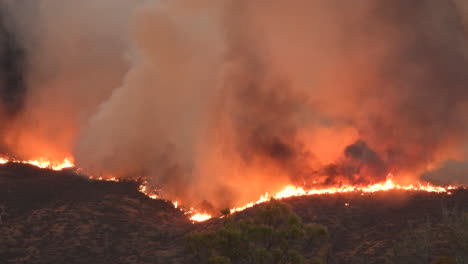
185 200 328 264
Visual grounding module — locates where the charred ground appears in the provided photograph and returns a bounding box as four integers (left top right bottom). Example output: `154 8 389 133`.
0 163 467 264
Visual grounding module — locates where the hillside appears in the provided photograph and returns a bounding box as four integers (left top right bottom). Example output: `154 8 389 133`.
0 163 467 263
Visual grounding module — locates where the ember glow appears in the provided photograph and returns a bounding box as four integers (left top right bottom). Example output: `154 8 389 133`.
88 176 119 182
138 182 159 200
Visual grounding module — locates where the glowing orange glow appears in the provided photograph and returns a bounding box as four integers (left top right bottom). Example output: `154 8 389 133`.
138 182 159 199
228 176 453 214
51 158 75 170
134 173 458 222
190 213 212 222
181 176 458 223
0 158 459 223
89 176 119 182
0 157 74 171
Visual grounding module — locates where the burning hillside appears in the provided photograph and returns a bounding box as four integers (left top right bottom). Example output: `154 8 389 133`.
0 0 468 220
1 1 468 263
0 156 460 223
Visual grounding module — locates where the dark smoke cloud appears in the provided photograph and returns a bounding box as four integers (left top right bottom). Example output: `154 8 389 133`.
222 60 315 183
0 2 27 153
0 10 25 115
0 0 467 209
317 140 388 185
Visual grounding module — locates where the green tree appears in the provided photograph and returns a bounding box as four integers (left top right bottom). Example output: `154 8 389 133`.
185 200 328 264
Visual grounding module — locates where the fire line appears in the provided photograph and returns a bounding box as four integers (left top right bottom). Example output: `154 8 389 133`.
0 156 459 223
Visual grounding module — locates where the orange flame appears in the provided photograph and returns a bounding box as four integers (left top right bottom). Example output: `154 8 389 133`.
88 176 120 182
190 176 456 222
0 157 458 223
189 212 213 222
0 157 74 171
138 181 159 199
228 176 453 215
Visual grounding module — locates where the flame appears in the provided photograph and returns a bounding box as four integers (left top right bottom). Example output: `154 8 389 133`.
0 157 74 170
124 172 458 222
179 177 457 223
0 158 459 223
228 177 453 214
89 176 119 182
190 213 212 222
138 181 159 199
25 157 75 170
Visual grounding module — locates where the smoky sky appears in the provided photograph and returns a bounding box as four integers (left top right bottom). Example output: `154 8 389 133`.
0 2 27 153
0 12 25 116
0 0 467 209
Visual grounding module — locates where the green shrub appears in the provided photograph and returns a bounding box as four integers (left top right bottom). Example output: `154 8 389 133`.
185 200 328 264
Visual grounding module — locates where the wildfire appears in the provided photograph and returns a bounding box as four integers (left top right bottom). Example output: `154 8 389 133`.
0 157 459 223
138 181 159 199
190 176 455 222
89 176 119 182
190 213 213 222
0 156 75 171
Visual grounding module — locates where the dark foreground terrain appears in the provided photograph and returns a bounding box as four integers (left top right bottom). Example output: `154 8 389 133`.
0 163 467 264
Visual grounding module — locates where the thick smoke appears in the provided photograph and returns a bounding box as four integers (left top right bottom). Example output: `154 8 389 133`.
0 6 25 116
1 0 468 209
0 0 140 159
0 2 26 153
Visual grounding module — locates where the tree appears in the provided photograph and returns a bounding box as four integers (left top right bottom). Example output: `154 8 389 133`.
185 200 328 264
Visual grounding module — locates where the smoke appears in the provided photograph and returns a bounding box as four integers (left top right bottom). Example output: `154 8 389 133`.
0 6 25 116
0 0 140 158
75 0 227 203
1 0 468 209
0 2 26 153
422 160 468 185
